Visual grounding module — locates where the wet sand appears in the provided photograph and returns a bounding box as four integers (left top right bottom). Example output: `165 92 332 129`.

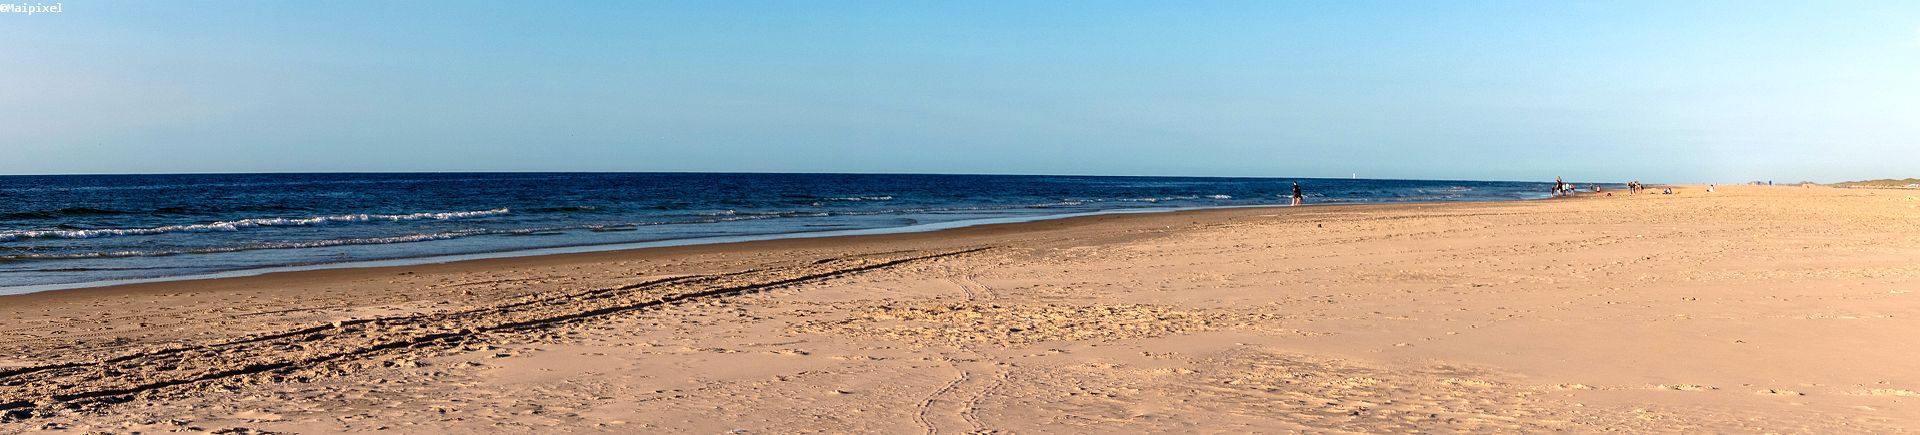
4 184 1919 433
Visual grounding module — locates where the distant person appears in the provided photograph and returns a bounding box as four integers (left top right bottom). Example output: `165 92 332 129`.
1291 182 1303 206
1707 184 1715 193
1663 187 1674 194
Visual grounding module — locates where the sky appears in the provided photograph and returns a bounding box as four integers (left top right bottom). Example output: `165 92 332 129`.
2 1 1916 182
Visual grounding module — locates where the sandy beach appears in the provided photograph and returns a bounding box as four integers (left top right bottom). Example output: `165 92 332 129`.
3 184 1918 433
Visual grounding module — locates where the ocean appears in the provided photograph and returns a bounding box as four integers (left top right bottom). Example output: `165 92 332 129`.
0 173 1568 292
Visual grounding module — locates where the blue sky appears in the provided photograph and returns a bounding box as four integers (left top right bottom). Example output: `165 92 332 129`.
3 1 1916 182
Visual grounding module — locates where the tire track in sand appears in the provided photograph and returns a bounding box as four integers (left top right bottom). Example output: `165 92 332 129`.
0 248 988 421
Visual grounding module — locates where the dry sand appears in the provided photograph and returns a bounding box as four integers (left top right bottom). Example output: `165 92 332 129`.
3 184 1919 433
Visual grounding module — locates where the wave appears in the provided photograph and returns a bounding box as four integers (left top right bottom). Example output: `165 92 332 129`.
0 176 573 194
13 265 193 272
522 206 601 213
1 205 318 220
0 209 889 261
0 207 133 219
1118 196 1198 203
698 210 833 219
153 205 312 215
713 211 831 221
0 231 496 261
0 208 511 242
830 196 894 201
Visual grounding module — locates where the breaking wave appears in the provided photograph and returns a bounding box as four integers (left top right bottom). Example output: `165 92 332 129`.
0 209 511 242
0 231 496 261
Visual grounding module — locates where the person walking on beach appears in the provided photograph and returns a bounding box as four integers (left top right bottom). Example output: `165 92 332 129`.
1290 182 1304 206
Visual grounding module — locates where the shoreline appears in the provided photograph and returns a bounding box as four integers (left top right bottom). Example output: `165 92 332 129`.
0 198 1550 297
14 184 1908 432
3 173 1567 296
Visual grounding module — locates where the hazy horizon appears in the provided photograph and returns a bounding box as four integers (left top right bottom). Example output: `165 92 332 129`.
5 1 1917 183
0 169 1813 185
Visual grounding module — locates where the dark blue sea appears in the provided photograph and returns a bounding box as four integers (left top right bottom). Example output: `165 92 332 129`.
0 173 1565 292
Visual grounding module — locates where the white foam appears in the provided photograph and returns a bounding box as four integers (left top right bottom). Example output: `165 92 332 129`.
0 231 492 260
1118 196 1200 203
0 208 511 242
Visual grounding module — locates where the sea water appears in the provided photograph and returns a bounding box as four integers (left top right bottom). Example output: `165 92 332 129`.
0 173 1575 291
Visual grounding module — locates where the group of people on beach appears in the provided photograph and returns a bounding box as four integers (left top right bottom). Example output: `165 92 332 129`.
1626 181 1646 194
1552 177 1579 197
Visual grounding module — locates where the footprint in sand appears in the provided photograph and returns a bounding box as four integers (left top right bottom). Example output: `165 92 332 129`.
1656 384 1715 391
230 410 285 422
1860 388 1919 397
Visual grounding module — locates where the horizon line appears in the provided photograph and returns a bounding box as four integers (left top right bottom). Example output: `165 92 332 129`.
0 170 1620 185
